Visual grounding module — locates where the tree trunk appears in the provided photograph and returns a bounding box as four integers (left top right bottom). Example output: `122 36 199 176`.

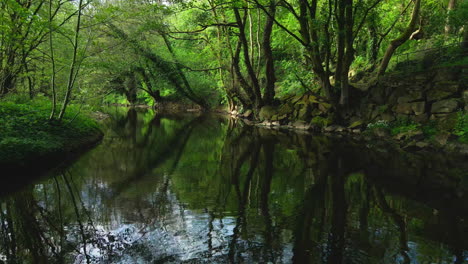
58 0 84 120
234 7 263 109
49 0 57 119
445 0 457 37
462 25 468 50
262 1 276 105
339 0 354 106
377 0 421 77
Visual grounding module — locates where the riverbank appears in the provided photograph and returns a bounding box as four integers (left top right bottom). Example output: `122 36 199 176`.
228 110 468 155
0 101 104 176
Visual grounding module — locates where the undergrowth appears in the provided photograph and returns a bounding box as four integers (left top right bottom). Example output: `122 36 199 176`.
0 98 101 164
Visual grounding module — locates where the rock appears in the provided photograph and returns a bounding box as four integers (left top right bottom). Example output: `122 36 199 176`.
297 106 310 121
395 130 423 141
348 120 363 129
380 113 396 122
308 95 320 103
411 114 428 123
431 99 459 113
415 141 430 148
292 120 310 130
432 81 460 93
318 102 332 113
394 101 426 115
397 92 423 103
243 110 253 118
324 125 338 132
291 95 303 104
434 132 450 146
262 121 273 127
277 104 293 115
369 108 380 120
435 112 458 130
352 129 361 133
427 90 453 102
411 101 426 115
278 114 288 121
335 126 345 132
373 127 389 137
394 103 413 114
259 105 277 120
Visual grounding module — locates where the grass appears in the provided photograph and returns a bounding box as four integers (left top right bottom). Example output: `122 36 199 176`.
0 98 102 165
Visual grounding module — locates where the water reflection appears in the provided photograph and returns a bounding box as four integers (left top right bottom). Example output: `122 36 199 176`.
1 108 467 263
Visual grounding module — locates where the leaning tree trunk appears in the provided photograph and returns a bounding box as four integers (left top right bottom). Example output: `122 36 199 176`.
377 0 421 77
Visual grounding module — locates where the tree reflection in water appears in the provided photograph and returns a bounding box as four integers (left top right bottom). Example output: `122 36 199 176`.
0 108 467 263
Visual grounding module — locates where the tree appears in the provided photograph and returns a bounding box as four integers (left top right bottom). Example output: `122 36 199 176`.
377 0 422 77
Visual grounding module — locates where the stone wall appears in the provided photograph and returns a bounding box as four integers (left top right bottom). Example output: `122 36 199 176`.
361 66 467 124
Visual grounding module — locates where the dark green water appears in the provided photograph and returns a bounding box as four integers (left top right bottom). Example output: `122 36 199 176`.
1 108 467 264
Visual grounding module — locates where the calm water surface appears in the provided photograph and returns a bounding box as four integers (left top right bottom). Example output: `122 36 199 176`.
1 108 467 263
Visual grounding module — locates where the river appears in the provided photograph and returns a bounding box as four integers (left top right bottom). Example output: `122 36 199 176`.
0 107 467 263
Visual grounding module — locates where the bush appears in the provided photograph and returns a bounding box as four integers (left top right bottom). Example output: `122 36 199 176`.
453 111 468 143
389 117 419 136
366 120 390 130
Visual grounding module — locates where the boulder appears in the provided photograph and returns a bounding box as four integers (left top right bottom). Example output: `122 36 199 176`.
324 125 339 132
397 91 423 103
431 99 459 113
373 127 389 137
394 129 423 141
394 101 426 115
411 101 426 115
243 110 253 118
318 102 332 113
379 113 396 122
277 104 293 116
415 141 430 149
292 120 310 130
394 103 413 115
348 120 363 129
434 132 450 146
297 106 310 121
259 105 277 120
427 90 453 102
432 81 460 93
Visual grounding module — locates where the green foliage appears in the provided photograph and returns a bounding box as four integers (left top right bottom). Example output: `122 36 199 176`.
389 117 419 136
311 116 332 128
452 111 468 143
0 100 100 163
366 120 390 130
421 120 439 139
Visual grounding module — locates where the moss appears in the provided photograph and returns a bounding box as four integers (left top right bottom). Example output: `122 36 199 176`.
0 101 102 165
311 116 332 128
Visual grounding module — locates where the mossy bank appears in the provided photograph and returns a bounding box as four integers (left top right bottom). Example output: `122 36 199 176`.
228 65 468 154
0 101 103 176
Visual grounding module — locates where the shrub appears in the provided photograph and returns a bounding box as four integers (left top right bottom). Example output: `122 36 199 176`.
453 111 468 143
